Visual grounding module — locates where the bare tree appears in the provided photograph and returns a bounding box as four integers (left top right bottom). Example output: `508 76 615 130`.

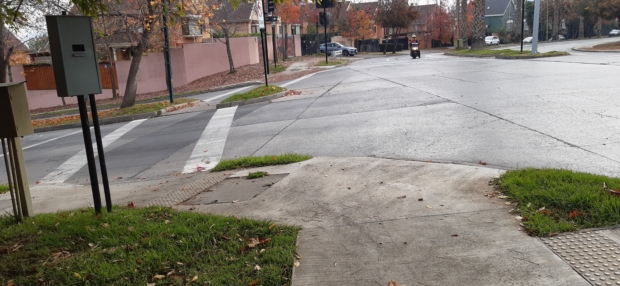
210 0 242 73
376 0 418 51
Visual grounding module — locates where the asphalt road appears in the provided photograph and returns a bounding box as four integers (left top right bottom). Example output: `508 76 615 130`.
3 37 620 189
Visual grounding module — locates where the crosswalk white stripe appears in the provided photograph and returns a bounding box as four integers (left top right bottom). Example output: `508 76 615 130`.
39 119 147 184
182 106 238 173
201 87 250 102
0 130 84 158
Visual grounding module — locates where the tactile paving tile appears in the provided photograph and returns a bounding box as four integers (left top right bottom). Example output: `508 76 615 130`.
541 231 620 286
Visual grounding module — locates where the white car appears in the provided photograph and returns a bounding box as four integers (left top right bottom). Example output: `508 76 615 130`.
485 36 500 45
523 36 533 43
610 29 620 37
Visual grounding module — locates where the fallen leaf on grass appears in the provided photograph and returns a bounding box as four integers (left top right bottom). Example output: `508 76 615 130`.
269 224 275 230
101 223 110 228
294 261 300 267
248 280 260 286
568 210 579 218
295 252 302 259
126 201 135 208
254 265 261 271
610 189 620 197
128 227 135 232
74 273 82 279
191 276 198 282
153 274 165 280
388 279 399 286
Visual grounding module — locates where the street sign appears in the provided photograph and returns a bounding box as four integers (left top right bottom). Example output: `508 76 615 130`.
265 16 277 22
256 0 265 29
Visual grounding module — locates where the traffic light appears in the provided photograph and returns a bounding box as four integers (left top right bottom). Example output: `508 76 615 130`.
266 0 275 13
319 12 330 27
316 0 334 8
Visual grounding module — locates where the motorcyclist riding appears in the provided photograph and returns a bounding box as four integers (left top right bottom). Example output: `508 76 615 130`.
410 34 420 59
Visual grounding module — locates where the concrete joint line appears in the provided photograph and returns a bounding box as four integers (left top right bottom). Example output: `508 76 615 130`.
146 172 228 207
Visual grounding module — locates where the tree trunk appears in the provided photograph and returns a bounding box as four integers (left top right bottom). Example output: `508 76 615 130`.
471 0 486 50
515 0 522 38
0 20 7 84
597 17 602 37
119 2 156 109
460 0 468 40
107 47 118 98
224 31 236 73
8 64 12 82
284 22 288 60
579 16 584 39
552 0 559 39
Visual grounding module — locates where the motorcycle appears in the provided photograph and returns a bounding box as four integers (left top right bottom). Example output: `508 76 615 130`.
410 42 420 59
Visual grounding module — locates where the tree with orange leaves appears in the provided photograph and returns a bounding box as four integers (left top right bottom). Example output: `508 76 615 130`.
275 0 301 60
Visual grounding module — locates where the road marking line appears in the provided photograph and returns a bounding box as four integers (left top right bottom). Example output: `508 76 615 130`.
182 106 238 174
39 119 147 184
0 130 84 158
281 73 315 87
201 87 249 102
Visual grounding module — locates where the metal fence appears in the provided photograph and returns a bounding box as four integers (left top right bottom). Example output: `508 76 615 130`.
301 33 335 55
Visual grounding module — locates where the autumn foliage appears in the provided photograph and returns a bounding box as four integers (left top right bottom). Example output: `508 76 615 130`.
427 2 455 45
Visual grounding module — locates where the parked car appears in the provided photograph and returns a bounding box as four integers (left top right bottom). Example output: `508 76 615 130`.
610 29 620 37
485 36 500 45
523 36 533 43
549 35 566 41
319 43 357 56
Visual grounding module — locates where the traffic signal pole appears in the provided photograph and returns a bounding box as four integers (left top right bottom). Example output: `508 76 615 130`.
324 7 328 65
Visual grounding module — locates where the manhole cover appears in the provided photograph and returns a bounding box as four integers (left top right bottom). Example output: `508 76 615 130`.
541 231 620 285
181 174 287 205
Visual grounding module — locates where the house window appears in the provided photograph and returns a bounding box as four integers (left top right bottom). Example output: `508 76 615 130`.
291 25 300 35
251 25 258 34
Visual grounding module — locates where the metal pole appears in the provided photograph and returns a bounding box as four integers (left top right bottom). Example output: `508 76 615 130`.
456 0 460 46
272 21 277 68
89 94 112 213
324 7 328 65
162 0 174 104
520 0 525 52
546 0 548 41
77 95 102 214
2 138 19 219
9 137 32 217
261 29 269 87
264 31 270 74
532 0 541 54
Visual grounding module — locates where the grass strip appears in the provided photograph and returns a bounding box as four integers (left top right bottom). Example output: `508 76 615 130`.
32 98 196 128
221 86 285 103
448 49 568 58
316 60 344 66
212 154 312 172
271 65 287 74
248 171 268 179
494 169 620 236
0 206 298 285
0 184 8 195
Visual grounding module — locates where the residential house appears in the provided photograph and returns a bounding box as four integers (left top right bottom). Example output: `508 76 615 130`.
409 4 438 49
484 0 517 34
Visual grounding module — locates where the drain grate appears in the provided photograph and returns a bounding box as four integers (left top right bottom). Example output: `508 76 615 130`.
542 231 620 286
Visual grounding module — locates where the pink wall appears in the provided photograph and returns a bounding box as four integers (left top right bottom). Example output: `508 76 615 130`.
18 36 297 111
264 35 301 61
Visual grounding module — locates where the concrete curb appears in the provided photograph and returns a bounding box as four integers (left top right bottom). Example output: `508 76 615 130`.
443 52 491 58
33 101 196 133
445 52 568 60
184 80 263 96
215 90 287 109
572 47 620 53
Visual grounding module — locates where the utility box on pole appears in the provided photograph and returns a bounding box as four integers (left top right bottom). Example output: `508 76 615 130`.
0 82 34 138
46 15 102 97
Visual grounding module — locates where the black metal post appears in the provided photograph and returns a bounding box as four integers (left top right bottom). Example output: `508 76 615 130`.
260 28 269 86
163 0 174 103
77 95 102 214
324 7 328 65
272 23 277 68
520 0 525 52
89 94 112 213
263 31 270 74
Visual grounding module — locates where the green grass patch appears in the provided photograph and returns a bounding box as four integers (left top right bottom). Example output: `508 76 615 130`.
271 65 287 74
316 60 344 66
494 169 620 236
448 49 568 58
212 154 312 172
248 171 268 179
0 206 299 285
221 86 285 103
0 184 8 195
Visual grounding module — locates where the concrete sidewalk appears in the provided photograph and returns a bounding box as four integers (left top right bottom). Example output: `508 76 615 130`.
176 157 588 285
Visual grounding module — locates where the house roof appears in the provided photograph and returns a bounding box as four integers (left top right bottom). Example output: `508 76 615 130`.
211 1 255 23
412 4 438 23
351 1 378 13
485 0 513 16
331 1 350 23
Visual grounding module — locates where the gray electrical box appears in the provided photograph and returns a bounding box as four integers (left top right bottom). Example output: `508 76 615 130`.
0 82 34 138
45 15 102 97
